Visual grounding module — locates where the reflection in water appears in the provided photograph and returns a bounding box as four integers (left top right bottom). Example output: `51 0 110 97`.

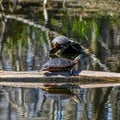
0 1 120 120
0 86 119 120
0 12 119 72
0 19 50 71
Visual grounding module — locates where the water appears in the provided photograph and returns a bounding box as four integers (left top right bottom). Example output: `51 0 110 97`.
0 0 120 120
0 86 119 120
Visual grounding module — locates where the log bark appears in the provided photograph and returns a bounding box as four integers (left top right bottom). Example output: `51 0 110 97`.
0 70 120 88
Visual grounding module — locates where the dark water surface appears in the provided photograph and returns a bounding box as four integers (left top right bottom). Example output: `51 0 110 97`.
0 1 120 120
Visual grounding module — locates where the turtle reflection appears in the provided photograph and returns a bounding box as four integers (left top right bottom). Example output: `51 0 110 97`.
35 83 82 117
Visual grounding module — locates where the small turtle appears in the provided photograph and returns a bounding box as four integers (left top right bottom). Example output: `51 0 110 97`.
41 55 81 74
50 36 82 56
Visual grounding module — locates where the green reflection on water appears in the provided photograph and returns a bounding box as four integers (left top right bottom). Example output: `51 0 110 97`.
0 3 119 72
0 19 49 71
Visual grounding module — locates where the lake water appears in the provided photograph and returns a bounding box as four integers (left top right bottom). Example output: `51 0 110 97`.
0 86 119 120
0 0 120 120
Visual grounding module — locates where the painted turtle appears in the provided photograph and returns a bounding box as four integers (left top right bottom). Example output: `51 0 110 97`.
41 55 81 74
50 36 82 56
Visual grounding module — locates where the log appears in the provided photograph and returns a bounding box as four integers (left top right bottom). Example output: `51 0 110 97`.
0 70 120 88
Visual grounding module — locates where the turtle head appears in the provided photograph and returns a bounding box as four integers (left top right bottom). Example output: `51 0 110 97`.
52 42 61 49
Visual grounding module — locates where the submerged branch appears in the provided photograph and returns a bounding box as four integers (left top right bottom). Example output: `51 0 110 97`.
2 14 49 31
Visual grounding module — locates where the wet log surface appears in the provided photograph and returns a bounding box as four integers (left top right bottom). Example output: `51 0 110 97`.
0 70 120 88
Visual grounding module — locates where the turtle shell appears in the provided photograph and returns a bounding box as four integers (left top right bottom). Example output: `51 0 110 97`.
52 36 70 45
42 58 74 71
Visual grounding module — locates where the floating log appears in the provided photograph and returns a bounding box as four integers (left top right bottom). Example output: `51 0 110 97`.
0 70 120 88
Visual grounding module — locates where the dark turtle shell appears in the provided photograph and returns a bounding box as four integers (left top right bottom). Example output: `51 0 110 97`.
42 55 81 72
52 36 70 45
50 36 82 57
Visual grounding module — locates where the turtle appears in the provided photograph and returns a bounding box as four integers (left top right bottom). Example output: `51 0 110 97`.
41 54 82 74
50 36 82 56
